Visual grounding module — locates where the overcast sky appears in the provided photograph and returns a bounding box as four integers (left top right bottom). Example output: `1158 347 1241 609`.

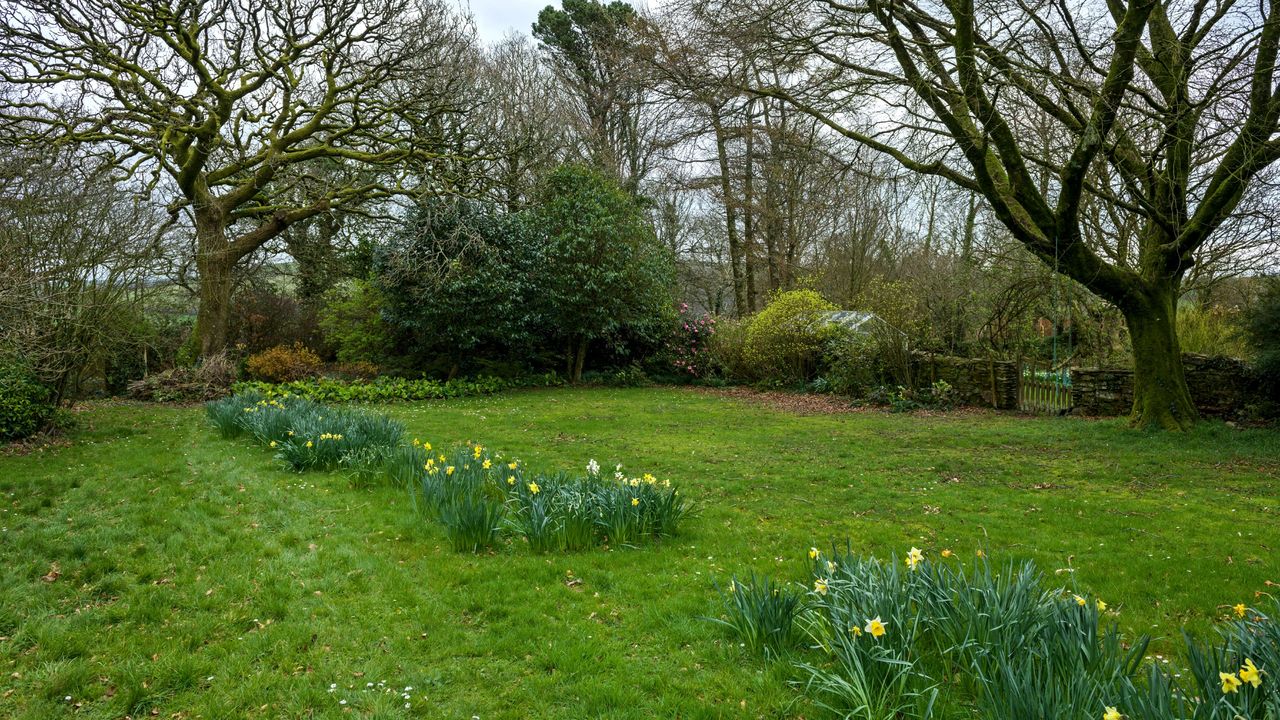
461 0 548 43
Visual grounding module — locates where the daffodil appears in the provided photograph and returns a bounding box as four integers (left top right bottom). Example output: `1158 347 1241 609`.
1221 671 1242 694
269 441 277 448
507 476 516 485
1234 603 1247 618
976 549 985 558
1074 594 1087 606
482 459 492 470
849 625 862 637
423 441 431 450
446 466 455 476
1103 706 1122 720
814 578 828 595
941 549 953 558
808 547 819 560
826 560 836 573
906 547 924 570
1240 658 1262 688
528 481 540 494
473 446 483 459
864 616 886 638
1097 599 1107 611
305 440 313 448
631 497 639 506
508 461 518 470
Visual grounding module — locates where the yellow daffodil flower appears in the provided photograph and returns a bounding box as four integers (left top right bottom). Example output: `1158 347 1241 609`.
850 625 862 637
423 442 431 450
1074 595 1087 606
508 461 518 470
826 561 836 573
1103 707 1121 720
482 459 492 470
1097 599 1107 612
976 549 985 558
1234 603 1247 618
1240 658 1262 688
941 549 953 558
507 476 516 485
528 482 540 494
864 616 886 638
809 547 819 560
446 466 455 476
1221 671 1242 694
631 497 639 506
269 441 277 448
813 578 828 595
305 441 313 448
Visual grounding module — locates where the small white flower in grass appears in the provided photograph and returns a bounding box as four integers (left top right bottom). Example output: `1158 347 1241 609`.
587 459 600 476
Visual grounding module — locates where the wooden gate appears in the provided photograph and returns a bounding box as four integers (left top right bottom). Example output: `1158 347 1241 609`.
1019 363 1073 414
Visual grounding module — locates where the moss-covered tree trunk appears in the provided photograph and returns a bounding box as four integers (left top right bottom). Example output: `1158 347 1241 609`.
192 210 237 360
1121 282 1198 430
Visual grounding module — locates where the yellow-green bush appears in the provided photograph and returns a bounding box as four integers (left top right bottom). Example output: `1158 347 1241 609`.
742 290 837 385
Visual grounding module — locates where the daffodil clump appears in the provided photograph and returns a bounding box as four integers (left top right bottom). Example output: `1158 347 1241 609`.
205 392 404 472
714 545 1279 720
410 451 690 553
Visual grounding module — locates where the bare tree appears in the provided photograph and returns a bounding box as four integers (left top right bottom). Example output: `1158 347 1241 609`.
721 0 1280 428
0 0 477 358
0 147 163 407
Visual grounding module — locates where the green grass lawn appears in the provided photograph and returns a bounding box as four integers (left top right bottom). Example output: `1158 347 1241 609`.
0 387 1276 718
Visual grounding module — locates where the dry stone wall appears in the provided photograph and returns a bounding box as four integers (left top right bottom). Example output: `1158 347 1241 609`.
1071 353 1257 418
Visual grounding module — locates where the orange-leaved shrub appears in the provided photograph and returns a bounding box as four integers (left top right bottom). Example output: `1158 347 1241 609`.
245 343 322 383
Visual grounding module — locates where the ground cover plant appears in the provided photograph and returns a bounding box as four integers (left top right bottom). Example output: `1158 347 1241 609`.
0 387 1276 719
232 373 562 404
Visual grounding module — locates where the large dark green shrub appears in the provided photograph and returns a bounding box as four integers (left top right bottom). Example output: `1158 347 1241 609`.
375 199 546 374
0 360 54 440
531 165 676 381
1247 278 1280 402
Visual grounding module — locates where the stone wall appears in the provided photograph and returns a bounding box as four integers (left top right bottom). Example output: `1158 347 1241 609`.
1071 353 1257 418
910 353 1020 409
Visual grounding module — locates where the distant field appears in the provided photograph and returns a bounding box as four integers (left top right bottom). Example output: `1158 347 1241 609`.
0 388 1275 718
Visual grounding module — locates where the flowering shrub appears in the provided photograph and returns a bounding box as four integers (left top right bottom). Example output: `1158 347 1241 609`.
244 343 323 383
715 546 1280 719
669 303 716 378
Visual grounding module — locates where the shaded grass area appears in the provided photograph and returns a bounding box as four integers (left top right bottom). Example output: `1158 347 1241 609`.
0 388 1276 718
